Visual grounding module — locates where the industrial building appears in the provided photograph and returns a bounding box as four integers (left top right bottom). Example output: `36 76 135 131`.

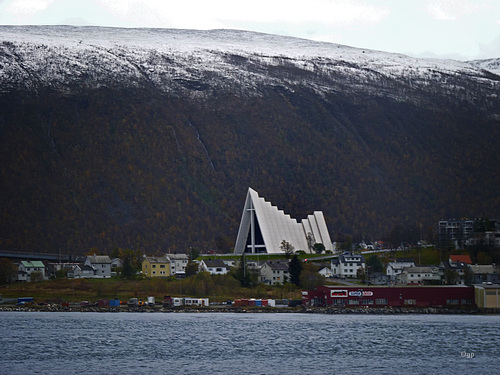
302 285 475 308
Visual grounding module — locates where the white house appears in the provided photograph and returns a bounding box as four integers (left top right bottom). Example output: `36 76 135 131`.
166 253 189 277
200 259 228 275
318 266 333 278
260 261 290 285
110 258 123 269
18 260 47 282
386 259 416 282
69 264 96 278
85 255 112 278
469 264 500 284
400 266 441 285
331 253 366 278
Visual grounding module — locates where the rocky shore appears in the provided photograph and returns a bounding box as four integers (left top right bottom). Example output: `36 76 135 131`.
0 304 485 314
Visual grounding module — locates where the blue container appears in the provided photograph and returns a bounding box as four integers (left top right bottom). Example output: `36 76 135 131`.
109 299 120 307
255 299 262 307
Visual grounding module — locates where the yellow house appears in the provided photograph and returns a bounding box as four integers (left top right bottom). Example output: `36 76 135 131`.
142 256 170 278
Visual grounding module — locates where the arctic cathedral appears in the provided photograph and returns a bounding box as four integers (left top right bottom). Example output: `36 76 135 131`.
234 188 333 254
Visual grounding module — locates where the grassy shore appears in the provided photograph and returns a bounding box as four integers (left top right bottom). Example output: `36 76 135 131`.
0 276 303 304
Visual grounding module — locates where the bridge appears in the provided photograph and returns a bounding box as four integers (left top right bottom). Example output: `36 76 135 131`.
0 251 85 262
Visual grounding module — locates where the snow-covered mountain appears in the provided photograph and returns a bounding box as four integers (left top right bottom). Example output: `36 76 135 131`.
1 26 499 114
1 26 500 254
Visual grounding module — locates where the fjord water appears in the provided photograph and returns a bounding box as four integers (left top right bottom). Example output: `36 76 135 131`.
1 312 498 374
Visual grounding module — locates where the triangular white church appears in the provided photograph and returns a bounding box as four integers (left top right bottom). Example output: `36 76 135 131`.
234 188 333 254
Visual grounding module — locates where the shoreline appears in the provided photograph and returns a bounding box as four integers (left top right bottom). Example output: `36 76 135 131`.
0 305 495 314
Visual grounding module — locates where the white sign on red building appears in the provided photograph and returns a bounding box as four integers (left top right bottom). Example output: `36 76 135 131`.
330 290 348 297
348 290 374 297
330 289 374 298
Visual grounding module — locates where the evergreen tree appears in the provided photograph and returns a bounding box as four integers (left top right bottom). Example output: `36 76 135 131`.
464 266 474 285
313 243 325 254
234 254 252 287
445 269 459 285
366 254 383 275
289 254 302 286
185 261 199 277
121 256 136 279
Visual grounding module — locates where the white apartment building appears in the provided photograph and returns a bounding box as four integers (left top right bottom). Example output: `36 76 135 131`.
331 253 365 278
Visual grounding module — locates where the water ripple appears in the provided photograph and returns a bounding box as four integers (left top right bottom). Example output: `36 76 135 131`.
0 312 499 374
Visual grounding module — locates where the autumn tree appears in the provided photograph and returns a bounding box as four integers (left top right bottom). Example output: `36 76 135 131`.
356 266 367 282
30 271 44 282
280 240 295 259
300 263 324 290
0 258 17 283
306 232 315 251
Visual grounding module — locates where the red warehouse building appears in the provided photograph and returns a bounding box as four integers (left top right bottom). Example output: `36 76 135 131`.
302 285 475 308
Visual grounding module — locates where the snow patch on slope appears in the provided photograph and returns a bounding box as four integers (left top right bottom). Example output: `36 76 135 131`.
0 25 499 105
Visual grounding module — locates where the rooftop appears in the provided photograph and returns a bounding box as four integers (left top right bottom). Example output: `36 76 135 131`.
203 259 227 268
450 255 472 264
144 256 170 264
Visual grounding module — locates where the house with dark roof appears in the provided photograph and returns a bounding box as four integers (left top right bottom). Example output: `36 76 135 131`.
200 259 228 275
330 253 365 278
69 264 96 278
469 264 500 284
386 259 416 282
260 260 290 285
369 272 388 285
400 266 441 285
84 255 112 278
441 260 470 285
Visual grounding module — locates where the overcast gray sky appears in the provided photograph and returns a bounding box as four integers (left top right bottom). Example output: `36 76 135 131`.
0 0 499 60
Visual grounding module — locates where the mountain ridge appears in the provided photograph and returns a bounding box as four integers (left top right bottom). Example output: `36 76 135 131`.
2 26 499 105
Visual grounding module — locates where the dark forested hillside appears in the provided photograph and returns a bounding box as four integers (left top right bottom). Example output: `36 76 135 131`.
1 26 499 254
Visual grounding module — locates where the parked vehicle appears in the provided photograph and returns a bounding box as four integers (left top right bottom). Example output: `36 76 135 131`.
128 298 138 307
16 297 34 306
288 299 303 307
163 295 173 307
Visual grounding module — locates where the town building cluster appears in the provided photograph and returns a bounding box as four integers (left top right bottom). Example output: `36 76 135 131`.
8 248 500 292
9 253 189 282
438 218 500 249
